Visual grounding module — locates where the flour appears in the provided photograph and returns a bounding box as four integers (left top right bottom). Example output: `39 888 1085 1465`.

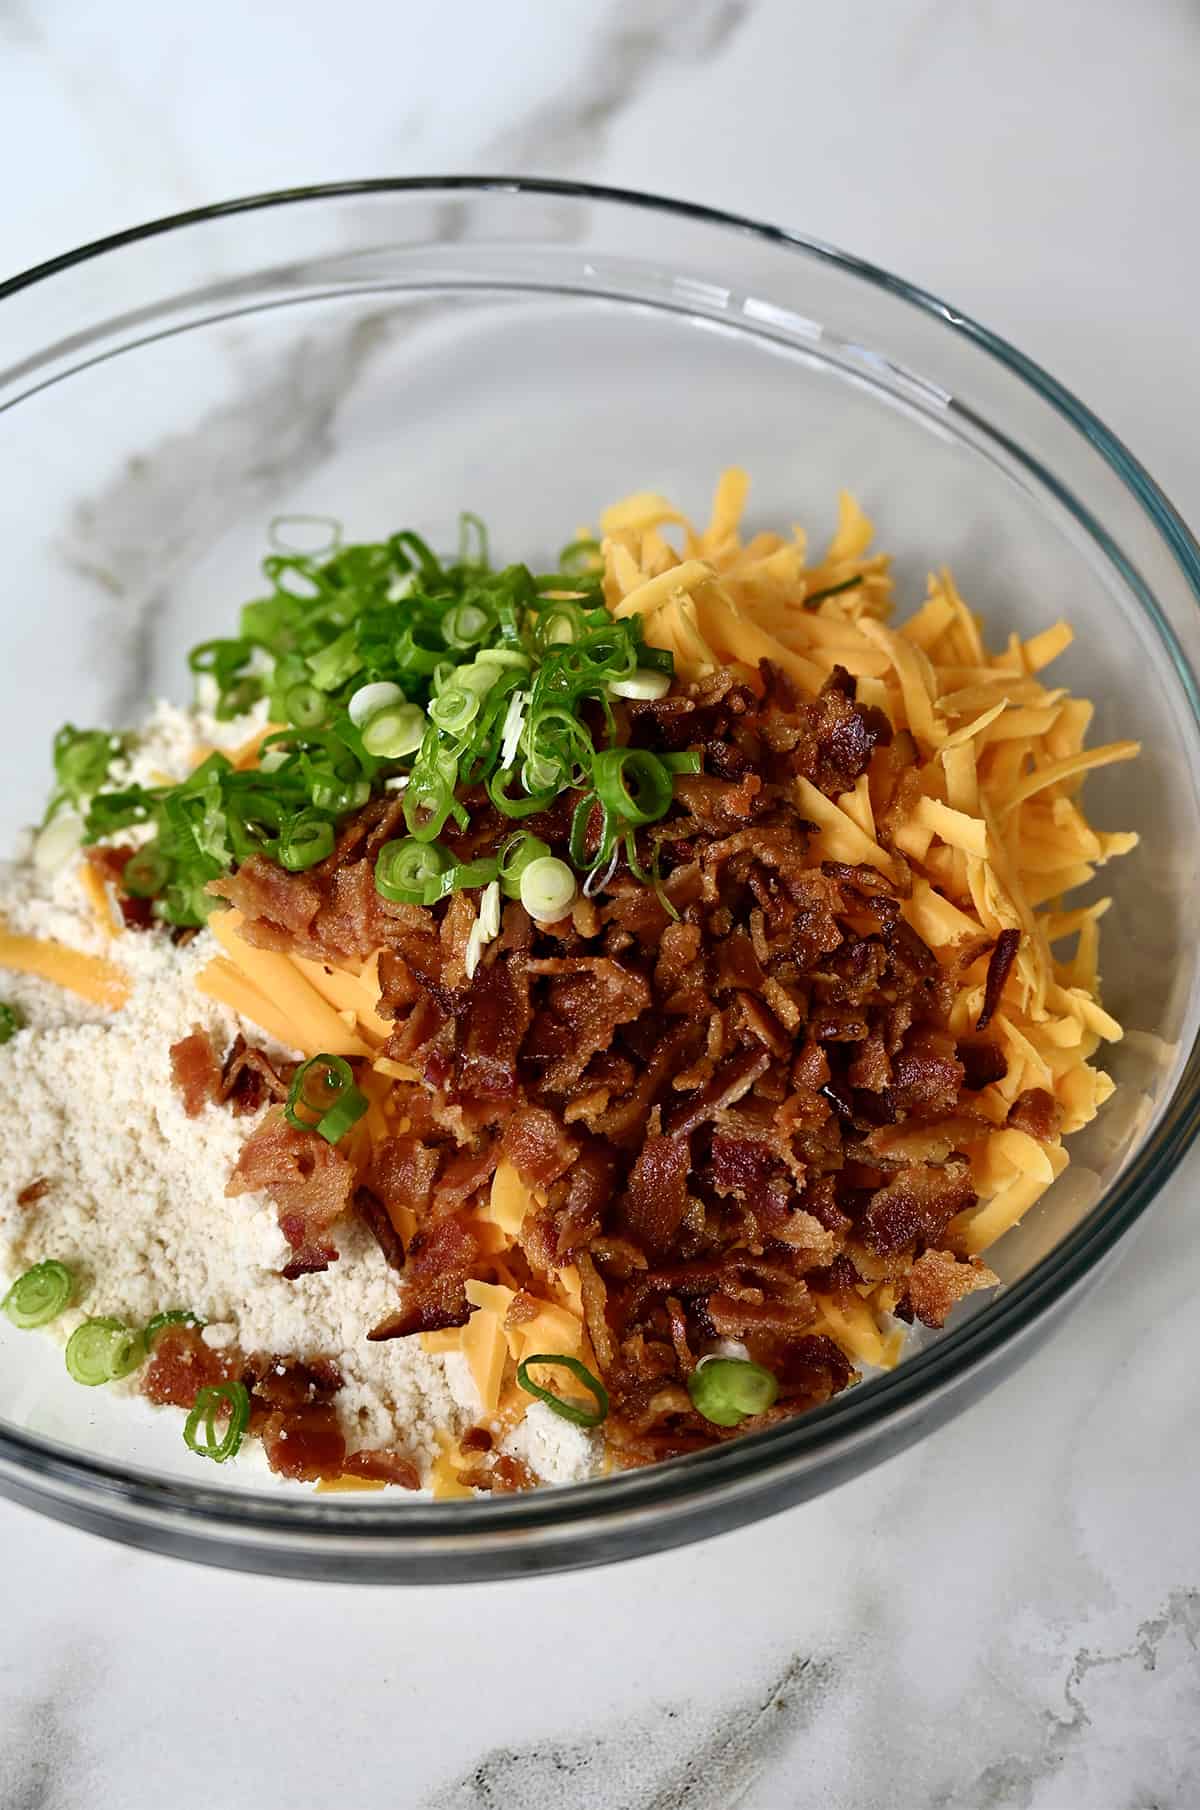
0 702 595 1489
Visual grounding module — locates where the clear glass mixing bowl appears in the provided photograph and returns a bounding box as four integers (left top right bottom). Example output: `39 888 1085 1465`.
1 180 1198 1581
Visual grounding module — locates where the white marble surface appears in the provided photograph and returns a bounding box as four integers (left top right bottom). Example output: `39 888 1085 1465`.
2 3 1200 1805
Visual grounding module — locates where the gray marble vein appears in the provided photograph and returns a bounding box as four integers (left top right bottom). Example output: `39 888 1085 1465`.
427 1650 836 1810
483 0 754 174
58 311 394 724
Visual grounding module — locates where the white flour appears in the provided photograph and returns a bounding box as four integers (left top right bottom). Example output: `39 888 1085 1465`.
0 703 595 1488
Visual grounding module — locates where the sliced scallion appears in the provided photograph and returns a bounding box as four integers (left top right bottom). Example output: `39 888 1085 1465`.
183 1380 250 1463
0 1002 24 1045
687 1356 778 1427
2 1260 73 1329
285 1053 368 1144
519 855 577 923
65 1317 146 1386
516 1354 609 1428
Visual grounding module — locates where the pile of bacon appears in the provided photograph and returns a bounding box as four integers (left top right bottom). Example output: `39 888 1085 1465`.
161 663 1053 1483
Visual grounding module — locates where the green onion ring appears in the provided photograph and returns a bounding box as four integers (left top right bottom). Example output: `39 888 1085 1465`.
591 748 674 826
2 1260 73 1329
183 1380 250 1463
516 1354 609 1428
686 1356 779 1427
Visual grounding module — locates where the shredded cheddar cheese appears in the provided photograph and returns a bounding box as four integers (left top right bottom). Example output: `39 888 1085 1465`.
0 927 130 1009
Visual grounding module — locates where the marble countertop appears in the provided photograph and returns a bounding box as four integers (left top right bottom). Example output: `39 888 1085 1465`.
3 2 1199 1804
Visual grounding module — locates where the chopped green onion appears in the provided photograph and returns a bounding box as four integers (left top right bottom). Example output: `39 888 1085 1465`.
308 771 370 815
428 685 480 737
608 668 672 701
496 832 550 899
361 703 425 759
122 846 170 898
687 1357 778 1427
375 837 452 905
805 575 863 607
474 648 531 671
456 662 503 698
516 1353 609 1427
458 511 489 569
2 1260 73 1329
0 1002 24 1044
519 855 577 922
285 681 327 728
285 1053 368 1143
145 1308 206 1348
442 602 493 649
52 725 126 807
277 809 335 871
348 681 404 728
592 748 674 826
65 1317 146 1386
315 1086 369 1144
558 537 601 575
183 1380 250 1463
306 628 363 692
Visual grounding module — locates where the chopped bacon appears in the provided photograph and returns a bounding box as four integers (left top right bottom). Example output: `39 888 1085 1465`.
859 1159 977 1256
211 854 322 943
142 1327 234 1407
353 1184 407 1272
370 1134 440 1223
340 1449 421 1488
244 1353 343 1411
15 1177 51 1208
454 955 531 1102
226 1107 356 1272
501 1105 578 1188
261 1404 347 1481
218 1035 293 1116
169 1027 222 1117
1007 1087 1063 1142
367 1212 480 1340
902 1249 998 1328
977 928 1021 1031
958 1039 1008 1090
617 1135 691 1255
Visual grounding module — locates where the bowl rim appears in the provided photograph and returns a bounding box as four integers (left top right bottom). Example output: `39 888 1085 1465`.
3 174 1200 1567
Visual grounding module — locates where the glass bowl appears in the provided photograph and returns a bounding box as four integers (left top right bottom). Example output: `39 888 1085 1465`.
2 179 1198 1582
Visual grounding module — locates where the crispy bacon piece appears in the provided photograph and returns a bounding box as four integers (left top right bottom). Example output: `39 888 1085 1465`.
501 1105 579 1187
169 1027 222 1118
663 1048 770 1137
244 1353 343 1412
353 1184 407 1272
977 928 1021 1031
142 1327 234 1407
454 955 531 1102
261 1404 347 1481
958 1039 1008 1090
15 1177 51 1208
340 1449 421 1488
1007 1087 1063 1142
859 1159 977 1256
367 1212 480 1340
902 1249 998 1328
211 854 322 943
219 1035 292 1116
617 1135 691 1255
226 1107 356 1272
